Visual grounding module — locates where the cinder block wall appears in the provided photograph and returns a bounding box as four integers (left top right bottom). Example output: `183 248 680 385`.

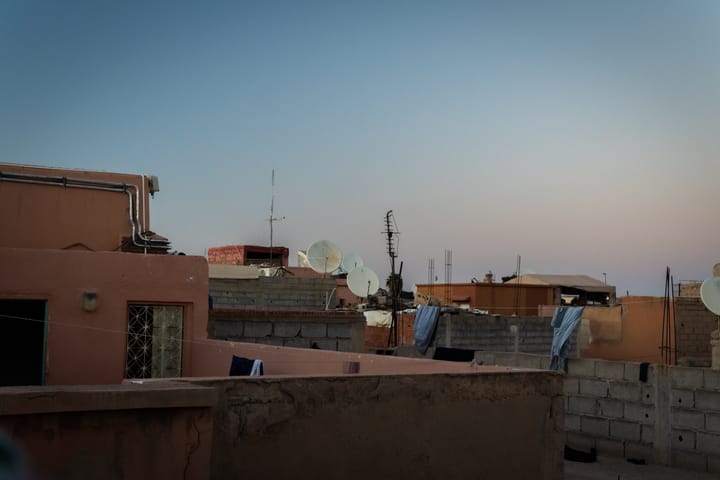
676 297 718 367
210 277 337 311
430 312 573 355
209 309 365 352
475 352 720 474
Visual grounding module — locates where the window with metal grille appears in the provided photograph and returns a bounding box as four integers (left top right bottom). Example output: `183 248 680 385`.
126 304 183 379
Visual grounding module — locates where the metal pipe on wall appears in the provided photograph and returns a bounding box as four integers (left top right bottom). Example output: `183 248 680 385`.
0 170 169 250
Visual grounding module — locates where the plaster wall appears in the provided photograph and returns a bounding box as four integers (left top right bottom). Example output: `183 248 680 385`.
190 339 511 377
182 371 564 480
581 297 671 364
0 163 152 251
0 383 215 480
0 248 208 385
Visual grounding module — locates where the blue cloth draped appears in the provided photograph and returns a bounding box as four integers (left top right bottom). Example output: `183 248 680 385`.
549 306 585 371
414 305 441 354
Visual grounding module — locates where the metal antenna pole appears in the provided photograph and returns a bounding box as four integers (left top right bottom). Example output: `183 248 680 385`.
513 255 521 316
444 249 452 306
268 169 285 267
384 210 399 348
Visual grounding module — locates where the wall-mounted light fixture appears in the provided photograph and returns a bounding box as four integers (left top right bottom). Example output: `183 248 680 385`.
82 292 98 312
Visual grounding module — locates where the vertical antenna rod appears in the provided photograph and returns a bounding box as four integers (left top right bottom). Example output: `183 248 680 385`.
513 255 521 316
268 169 285 267
384 210 400 347
444 249 452 306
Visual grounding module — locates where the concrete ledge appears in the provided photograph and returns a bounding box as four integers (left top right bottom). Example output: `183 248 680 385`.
0 382 217 416
184 370 565 479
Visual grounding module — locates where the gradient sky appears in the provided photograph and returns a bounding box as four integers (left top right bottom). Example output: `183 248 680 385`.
2 0 719 295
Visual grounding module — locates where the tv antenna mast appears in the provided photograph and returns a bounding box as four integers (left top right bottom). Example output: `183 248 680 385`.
384 210 400 347
269 169 285 267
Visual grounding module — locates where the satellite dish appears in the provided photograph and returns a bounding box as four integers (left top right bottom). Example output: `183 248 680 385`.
341 254 364 274
307 240 342 274
347 266 379 298
701 277 720 315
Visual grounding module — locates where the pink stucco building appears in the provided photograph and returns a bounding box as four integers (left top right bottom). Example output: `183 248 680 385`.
0 163 209 385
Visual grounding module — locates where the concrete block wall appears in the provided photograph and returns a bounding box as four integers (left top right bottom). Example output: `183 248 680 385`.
210 277 337 311
675 297 718 367
563 358 658 466
432 312 574 356
475 352 720 474
209 309 365 352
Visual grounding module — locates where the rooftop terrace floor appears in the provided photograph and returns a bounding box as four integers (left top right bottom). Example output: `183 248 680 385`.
565 456 717 479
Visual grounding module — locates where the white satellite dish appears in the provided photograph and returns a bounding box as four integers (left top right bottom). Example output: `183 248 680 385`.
341 254 364 274
347 266 379 298
701 276 720 315
307 240 342 274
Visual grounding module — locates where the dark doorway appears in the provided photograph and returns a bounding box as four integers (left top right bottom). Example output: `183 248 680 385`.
0 299 46 386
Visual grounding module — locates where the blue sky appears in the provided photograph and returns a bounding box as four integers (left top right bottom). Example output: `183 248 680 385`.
2 0 719 295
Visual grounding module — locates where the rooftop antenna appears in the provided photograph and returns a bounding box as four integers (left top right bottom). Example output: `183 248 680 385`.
444 249 452 306
428 257 435 299
384 210 400 347
269 169 285 267
661 267 677 365
513 254 521 316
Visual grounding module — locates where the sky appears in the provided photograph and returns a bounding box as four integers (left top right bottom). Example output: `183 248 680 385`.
2 0 719 296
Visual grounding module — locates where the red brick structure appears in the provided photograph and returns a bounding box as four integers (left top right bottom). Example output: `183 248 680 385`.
208 244 289 267
364 311 415 352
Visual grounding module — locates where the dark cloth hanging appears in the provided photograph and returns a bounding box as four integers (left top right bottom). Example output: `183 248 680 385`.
433 347 475 362
229 355 263 376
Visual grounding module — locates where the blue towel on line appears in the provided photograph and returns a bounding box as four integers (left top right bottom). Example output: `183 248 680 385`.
549 306 584 372
414 305 441 354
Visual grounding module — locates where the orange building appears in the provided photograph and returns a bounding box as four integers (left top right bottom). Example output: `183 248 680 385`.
416 282 557 316
416 274 615 316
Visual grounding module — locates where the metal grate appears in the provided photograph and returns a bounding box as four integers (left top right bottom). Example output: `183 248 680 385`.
126 305 183 379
